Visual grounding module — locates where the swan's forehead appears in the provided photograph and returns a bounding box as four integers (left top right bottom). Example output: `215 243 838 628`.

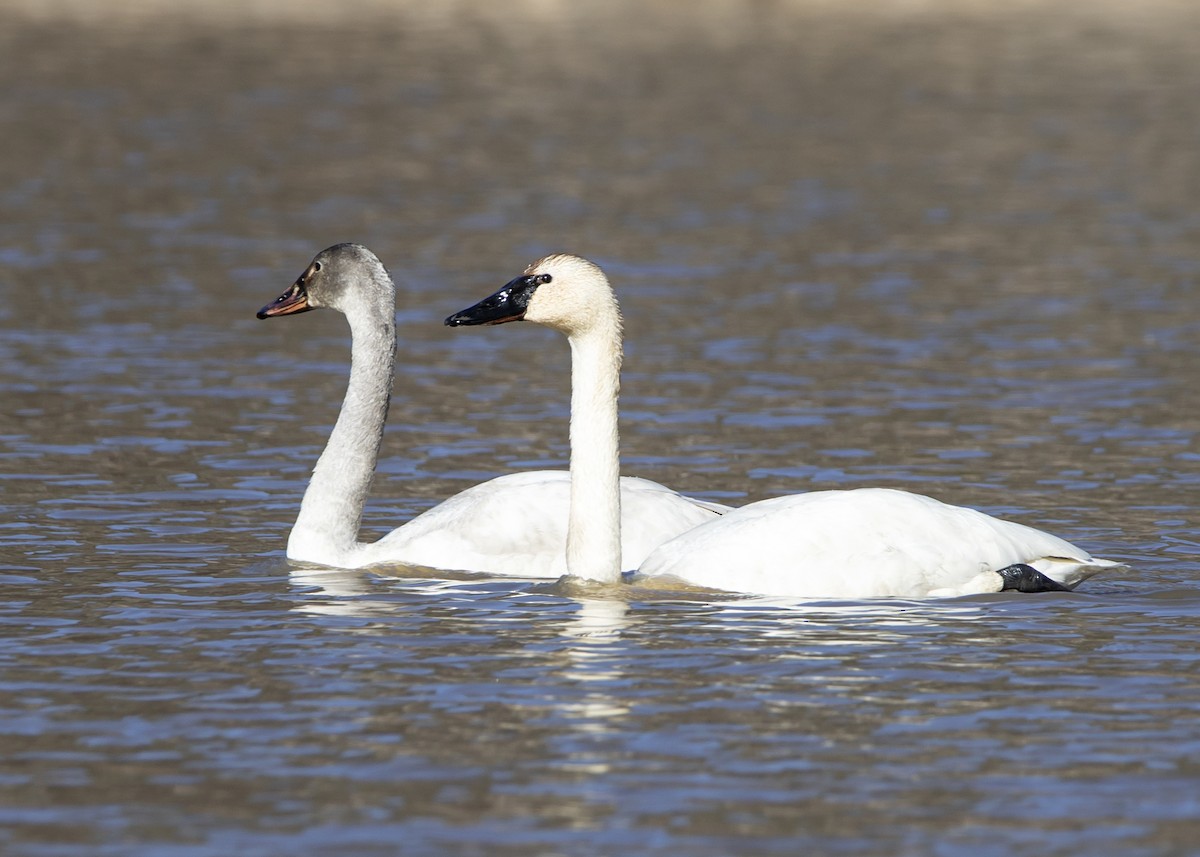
317 243 378 271
299 244 391 314
524 253 602 283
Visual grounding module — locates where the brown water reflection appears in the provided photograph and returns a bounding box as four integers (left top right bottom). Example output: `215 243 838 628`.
2 1 1200 855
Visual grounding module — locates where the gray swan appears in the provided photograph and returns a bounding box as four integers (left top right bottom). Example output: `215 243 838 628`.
257 244 727 575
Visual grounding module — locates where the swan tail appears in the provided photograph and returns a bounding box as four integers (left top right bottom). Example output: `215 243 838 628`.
1030 556 1125 590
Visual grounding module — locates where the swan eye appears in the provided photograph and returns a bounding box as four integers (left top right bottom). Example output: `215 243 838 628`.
313 262 322 272
535 274 552 285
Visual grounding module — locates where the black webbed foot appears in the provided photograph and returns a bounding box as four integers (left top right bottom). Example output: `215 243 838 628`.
996 563 1072 593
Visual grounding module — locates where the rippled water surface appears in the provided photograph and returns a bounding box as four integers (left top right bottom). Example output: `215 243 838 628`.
3 1 1200 854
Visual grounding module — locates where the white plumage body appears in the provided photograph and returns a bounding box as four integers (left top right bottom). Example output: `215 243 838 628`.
639 487 1119 598
362 471 724 577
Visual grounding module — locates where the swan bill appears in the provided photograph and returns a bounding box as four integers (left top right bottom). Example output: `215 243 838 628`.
444 275 544 327
257 280 314 319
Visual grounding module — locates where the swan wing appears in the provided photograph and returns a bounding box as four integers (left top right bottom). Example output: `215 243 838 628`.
611 476 731 570
365 471 725 577
639 487 1117 598
616 476 731 516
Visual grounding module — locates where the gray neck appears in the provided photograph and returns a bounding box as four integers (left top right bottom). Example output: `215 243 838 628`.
565 320 623 583
289 299 395 564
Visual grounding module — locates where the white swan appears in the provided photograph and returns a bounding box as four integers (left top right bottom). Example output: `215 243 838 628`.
256 244 726 575
446 253 1121 598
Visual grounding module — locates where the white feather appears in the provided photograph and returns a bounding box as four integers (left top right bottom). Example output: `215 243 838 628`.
639 488 1120 598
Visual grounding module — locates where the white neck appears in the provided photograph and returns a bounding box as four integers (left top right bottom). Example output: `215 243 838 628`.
564 319 623 583
288 304 395 565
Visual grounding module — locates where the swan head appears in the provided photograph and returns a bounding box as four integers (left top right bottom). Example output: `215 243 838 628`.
258 243 395 320
445 254 620 337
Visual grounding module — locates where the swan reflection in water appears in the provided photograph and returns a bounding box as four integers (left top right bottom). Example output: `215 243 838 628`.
284 562 499 620
284 558 1005 648
286 566 635 737
283 563 1032 783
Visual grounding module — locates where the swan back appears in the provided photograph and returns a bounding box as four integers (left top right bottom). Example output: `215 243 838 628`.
640 488 1116 598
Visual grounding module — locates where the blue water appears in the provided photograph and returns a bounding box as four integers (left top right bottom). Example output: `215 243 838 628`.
2 3 1199 855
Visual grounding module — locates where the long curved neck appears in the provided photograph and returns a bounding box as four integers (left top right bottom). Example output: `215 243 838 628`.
289 307 395 564
565 318 623 583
